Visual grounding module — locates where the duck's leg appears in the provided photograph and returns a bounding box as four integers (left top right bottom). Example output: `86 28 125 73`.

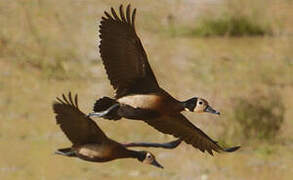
55 148 76 157
88 103 120 118
122 139 182 149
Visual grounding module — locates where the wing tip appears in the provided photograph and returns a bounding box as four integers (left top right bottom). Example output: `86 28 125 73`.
101 4 136 27
53 92 79 108
224 146 241 152
169 139 182 148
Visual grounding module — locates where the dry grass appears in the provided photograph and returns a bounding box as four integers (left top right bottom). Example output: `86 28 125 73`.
232 89 285 141
162 0 285 37
1 0 293 179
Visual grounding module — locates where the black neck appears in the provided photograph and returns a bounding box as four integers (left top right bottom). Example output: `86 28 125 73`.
182 98 197 111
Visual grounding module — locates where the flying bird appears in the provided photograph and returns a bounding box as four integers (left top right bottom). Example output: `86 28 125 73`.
89 4 239 155
53 92 184 168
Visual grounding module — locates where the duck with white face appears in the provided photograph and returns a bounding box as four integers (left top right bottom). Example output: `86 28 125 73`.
88 4 240 155
138 151 163 168
53 92 166 169
182 97 220 115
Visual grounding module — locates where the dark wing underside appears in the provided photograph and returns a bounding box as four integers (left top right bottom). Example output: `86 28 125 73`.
99 4 160 98
123 139 182 149
144 114 228 155
53 92 107 145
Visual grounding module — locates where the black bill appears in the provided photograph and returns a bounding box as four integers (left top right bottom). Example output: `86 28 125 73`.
204 105 220 115
151 159 164 169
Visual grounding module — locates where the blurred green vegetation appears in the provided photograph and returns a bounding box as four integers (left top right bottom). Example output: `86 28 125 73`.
166 14 272 37
164 0 280 37
233 90 285 140
190 15 272 37
1 0 293 179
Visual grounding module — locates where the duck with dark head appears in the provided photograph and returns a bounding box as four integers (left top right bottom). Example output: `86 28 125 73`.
53 93 169 168
183 97 220 115
89 4 240 156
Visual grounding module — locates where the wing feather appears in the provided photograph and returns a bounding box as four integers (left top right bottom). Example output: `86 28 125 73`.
126 4 131 24
99 4 159 98
53 92 107 145
144 114 226 155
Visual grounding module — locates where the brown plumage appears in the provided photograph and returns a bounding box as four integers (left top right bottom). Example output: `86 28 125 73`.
55 93 107 145
99 4 159 98
53 92 169 168
145 115 227 155
90 4 240 156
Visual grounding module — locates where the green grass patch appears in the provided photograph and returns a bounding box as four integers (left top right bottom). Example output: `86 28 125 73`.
165 15 273 37
164 0 274 37
232 90 285 141
190 15 272 37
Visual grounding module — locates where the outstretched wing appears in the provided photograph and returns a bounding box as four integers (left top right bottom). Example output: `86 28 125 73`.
53 92 108 145
99 4 160 98
144 114 239 155
123 139 182 149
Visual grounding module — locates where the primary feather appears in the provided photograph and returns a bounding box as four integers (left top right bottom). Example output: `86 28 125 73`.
99 4 160 98
53 92 107 145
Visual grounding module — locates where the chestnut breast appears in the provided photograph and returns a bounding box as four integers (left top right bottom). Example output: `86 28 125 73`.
76 144 114 161
117 94 180 113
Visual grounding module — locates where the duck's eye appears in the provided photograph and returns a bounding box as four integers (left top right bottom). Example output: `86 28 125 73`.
199 101 203 105
146 154 152 159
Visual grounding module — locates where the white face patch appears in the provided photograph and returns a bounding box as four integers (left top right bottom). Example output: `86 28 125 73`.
143 152 154 163
185 108 191 112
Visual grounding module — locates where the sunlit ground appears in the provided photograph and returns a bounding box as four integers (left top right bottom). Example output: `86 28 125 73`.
1 0 293 179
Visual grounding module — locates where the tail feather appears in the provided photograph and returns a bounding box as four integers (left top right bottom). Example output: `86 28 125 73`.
93 97 117 112
93 97 121 120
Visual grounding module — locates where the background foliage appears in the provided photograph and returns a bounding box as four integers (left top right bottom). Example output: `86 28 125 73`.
1 0 293 179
